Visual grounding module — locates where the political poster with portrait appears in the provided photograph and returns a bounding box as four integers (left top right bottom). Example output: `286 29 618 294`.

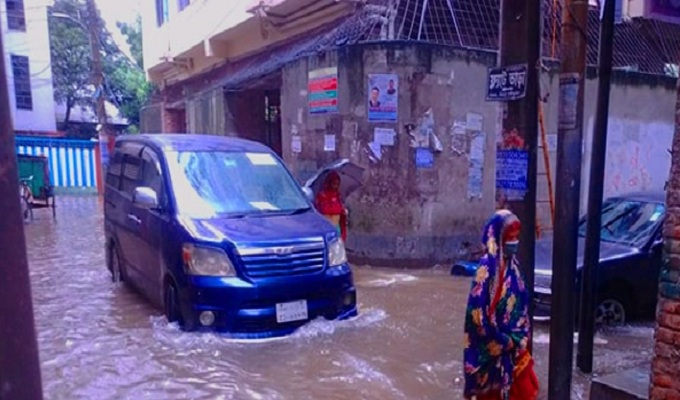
367 74 398 122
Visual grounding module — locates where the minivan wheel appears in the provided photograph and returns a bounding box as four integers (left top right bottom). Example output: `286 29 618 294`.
595 298 627 326
164 283 180 323
110 246 123 283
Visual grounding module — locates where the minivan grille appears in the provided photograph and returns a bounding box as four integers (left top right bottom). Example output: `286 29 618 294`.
237 241 325 278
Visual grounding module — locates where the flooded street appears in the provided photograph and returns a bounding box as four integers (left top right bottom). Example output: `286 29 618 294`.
25 196 655 399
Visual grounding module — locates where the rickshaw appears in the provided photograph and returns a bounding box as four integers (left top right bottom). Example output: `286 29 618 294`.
17 154 56 222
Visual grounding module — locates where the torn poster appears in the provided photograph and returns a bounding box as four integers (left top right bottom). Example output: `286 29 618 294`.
451 120 467 156
324 134 336 152
469 132 486 163
466 112 484 132
374 127 396 146
291 136 302 153
467 167 483 199
416 148 434 169
468 133 486 199
368 141 382 162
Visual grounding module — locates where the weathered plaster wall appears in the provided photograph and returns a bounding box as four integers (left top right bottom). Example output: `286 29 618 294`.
280 43 677 266
281 44 499 266
536 70 676 234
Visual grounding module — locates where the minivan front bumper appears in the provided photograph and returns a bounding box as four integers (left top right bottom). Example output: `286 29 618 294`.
179 267 358 338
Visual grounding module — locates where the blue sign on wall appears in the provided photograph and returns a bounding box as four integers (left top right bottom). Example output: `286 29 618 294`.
496 149 529 192
485 64 528 102
415 148 434 169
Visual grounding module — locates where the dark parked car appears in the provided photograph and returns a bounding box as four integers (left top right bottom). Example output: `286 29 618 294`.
104 134 357 338
452 191 665 325
534 192 665 325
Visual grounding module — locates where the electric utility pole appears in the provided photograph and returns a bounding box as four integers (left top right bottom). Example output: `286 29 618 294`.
578 0 617 374
85 0 114 168
0 28 44 400
548 0 589 398
497 0 542 347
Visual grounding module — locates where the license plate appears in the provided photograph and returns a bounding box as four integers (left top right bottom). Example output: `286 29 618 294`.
275 300 308 324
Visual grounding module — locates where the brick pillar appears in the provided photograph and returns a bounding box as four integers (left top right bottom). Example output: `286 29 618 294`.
650 77 680 400
161 106 186 133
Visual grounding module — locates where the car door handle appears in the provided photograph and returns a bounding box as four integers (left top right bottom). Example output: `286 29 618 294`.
127 214 141 224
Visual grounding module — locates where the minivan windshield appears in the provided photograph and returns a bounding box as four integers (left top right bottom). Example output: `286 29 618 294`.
165 150 310 218
577 198 665 248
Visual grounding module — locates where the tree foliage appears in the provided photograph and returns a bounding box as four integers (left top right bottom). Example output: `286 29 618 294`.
48 0 153 136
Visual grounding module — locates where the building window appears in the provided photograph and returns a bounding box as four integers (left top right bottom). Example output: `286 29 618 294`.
5 0 26 31
11 55 32 110
155 0 169 26
178 0 190 12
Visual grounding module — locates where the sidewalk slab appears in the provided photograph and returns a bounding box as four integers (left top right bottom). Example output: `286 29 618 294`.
589 366 649 400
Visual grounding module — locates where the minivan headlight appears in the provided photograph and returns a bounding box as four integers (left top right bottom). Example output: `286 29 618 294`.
182 244 236 277
328 239 347 267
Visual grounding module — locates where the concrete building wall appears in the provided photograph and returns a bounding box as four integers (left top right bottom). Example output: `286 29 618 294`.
277 43 677 266
0 0 56 133
280 44 499 266
535 71 676 234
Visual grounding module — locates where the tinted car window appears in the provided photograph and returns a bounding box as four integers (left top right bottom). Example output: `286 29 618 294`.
121 155 142 196
578 198 665 248
106 152 123 190
140 149 166 207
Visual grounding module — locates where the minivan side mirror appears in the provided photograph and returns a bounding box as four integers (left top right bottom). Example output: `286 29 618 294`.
302 187 314 202
133 187 159 210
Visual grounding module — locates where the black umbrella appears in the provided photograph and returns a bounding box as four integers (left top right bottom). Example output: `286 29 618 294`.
304 159 365 200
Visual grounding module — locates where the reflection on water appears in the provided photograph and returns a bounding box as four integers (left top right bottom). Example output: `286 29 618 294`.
25 197 654 399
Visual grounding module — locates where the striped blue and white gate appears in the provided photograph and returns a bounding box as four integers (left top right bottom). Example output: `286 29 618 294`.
14 136 99 189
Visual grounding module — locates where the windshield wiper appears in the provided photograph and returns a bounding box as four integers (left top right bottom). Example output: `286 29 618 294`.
289 207 311 215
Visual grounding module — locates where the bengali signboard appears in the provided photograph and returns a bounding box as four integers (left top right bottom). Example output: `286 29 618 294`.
308 67 338 115
485 64 528 102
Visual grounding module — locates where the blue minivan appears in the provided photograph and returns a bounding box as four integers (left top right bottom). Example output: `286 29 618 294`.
104 134 357 337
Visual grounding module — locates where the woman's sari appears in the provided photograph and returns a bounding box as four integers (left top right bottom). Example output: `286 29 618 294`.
463 210 539 400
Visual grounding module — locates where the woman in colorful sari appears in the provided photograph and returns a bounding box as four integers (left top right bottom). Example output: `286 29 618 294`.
314 171 347 241
463 210 539 400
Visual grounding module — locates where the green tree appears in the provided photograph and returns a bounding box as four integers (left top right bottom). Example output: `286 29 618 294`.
48 0 153 135
48 0 92 130
117 16 144 69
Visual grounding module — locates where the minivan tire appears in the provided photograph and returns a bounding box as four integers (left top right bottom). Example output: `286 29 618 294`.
109 245 124 283
164 282 195 331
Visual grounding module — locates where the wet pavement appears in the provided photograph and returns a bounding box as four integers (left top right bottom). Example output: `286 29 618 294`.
24 196 655 399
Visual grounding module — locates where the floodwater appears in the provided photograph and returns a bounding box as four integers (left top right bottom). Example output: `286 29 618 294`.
24 196 655 399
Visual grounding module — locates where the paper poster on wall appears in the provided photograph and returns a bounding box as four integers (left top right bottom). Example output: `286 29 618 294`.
324 134 336 152
308 67 338 115
291 136 302 153
368 141 382 162
451 120 467 155
558 73 580 130
374 127 396 146
368 74 398 122
546 134 558 152
468 133 486 199
496 149 529 199
416 148 434 169
468 168 484 199
470 133 486 164
466 112 484 132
